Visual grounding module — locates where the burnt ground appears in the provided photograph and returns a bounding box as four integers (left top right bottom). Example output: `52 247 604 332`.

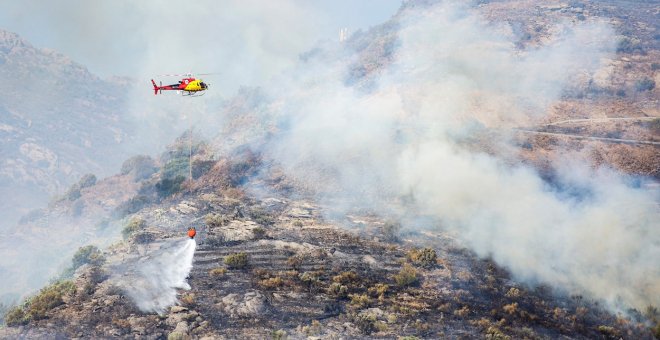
2 177 655 339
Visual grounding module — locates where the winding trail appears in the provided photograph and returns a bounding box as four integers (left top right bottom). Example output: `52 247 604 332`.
514 129 660 146
544 117 657 126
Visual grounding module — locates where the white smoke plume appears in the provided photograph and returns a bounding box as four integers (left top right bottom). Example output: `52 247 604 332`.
112 238 196 313
253 1 659 312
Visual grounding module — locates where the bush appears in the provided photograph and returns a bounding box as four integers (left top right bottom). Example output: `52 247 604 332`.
259 277 286 290
122 218 146 240
652 320 660 339
205 235 227 247
4 306 28 326
205 213 229 228
394 264 419 287
112 195 150 219
349 294 371 308
252 227 266 239
636 78 656 92
407 248 437 268
271 329 287 340
168 332 186 340
287 255 303 270
368 283 389 299
209 268 227 278
71 245 105 270
25 280 75 321
382 220 401 242
133 232 155 244
224 252 249 269
354 313 377 335
120 155 157 180
327 283 348 298
191 159 216 179
63 173 97 201
597 325 620 338
298 271 321 290
162 157 189 180
155 175 186 197
616 37 643 54
179 293 195 307
333 271 359 285
249 208 275 226
503 302 518 315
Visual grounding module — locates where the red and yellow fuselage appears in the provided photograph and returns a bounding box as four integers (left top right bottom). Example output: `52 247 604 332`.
151 77 208 95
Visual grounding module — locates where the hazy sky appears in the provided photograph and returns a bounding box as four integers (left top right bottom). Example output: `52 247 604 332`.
0 0 402 78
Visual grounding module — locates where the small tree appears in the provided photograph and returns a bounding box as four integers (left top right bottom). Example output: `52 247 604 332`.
71 245 105 269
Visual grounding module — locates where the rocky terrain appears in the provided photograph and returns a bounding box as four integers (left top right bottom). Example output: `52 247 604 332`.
0 0 659 339
0 144 656 339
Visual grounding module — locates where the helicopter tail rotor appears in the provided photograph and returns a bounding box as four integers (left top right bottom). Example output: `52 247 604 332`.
151 79 159 95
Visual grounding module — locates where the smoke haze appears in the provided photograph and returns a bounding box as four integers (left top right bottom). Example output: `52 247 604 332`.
251 1 659 311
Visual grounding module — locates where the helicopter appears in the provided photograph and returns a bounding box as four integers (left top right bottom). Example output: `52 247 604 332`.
151 73 213 97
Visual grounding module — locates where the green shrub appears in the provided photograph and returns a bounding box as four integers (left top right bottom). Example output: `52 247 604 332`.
252 227 266 239
354 313 377 335
167 331 185 340
382 220 401 242
71 245 105 270
122 218 146 239
259 277 286 290
349 294 371 308
112 195 150 219
298 271 321 289
155 176 186 197
249 208 275 226
209 267 227 278
162 157 189 180
24 280 75 321
327 283 348 298
4 306 28 326
224 252 249 269
271 329 287 340
333 271 359 285
617 37 643 54
121 155 157 180
636 78 656 92
205 213 229 228
368 283 389 299
407 248 437 268
394 264 419 287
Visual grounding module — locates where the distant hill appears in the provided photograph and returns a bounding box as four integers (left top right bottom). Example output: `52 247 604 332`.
0 29 135 228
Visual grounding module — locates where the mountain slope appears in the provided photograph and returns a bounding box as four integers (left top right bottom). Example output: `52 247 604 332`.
0 29 134 227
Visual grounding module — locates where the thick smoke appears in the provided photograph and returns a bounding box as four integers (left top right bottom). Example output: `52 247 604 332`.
257 1 659 311
112 239 196 313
